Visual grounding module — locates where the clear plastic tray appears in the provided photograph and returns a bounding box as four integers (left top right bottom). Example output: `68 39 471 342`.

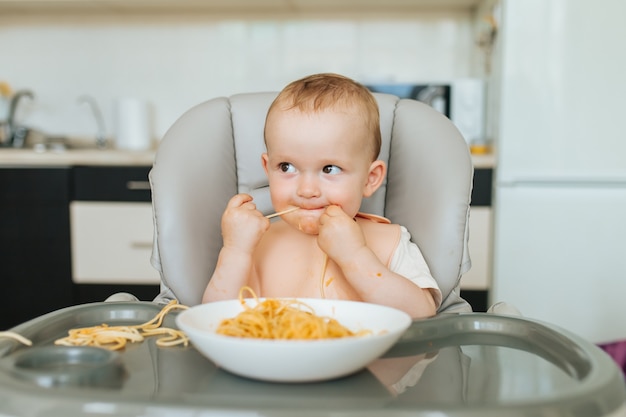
0 302 624 417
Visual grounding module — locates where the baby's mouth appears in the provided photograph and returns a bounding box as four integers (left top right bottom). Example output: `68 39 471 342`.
300 205 328 213
297 208 324 220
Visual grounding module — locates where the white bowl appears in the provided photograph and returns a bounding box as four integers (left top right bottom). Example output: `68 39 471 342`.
176 298 412 382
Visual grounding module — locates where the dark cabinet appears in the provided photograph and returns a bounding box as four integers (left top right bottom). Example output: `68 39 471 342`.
470 168 493 207
0 166 160 330
73 166 152 202
0 168 74 329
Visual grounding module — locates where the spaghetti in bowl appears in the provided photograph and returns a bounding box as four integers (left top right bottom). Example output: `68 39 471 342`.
176 298 412 382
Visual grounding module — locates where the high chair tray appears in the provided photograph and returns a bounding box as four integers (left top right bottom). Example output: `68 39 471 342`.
0 302 624 417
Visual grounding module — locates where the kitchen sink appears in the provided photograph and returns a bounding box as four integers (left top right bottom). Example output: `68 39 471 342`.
31 141 103 153
15 130 105 152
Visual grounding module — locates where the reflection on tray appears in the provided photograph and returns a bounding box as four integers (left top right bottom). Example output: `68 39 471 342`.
9 346 126 389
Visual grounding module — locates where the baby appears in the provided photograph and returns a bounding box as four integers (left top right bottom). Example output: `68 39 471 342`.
202 73 440 318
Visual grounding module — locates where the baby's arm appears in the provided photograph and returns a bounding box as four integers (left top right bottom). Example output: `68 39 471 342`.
317 206 437 318
202 194 269 302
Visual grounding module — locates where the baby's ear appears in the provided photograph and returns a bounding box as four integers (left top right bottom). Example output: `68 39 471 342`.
363 160 386 198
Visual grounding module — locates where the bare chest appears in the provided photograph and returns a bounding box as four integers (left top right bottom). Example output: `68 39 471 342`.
253 241 359 300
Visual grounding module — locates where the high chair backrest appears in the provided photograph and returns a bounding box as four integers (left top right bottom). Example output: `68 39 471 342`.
149 92 473 313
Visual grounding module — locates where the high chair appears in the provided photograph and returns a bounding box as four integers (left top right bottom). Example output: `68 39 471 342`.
147 92 474 312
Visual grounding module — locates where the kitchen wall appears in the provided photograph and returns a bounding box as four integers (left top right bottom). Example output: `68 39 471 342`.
0 10 485 145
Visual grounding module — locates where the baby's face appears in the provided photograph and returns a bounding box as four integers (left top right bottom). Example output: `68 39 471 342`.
262 107 375 235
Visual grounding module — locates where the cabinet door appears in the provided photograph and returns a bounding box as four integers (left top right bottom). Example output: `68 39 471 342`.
70 201 160 284
73 166 152 202
0 168 73 329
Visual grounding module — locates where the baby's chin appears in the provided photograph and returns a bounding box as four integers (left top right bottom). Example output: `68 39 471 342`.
294 217 320 235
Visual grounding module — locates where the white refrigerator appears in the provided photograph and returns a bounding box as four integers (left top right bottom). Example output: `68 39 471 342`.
490 0 626 344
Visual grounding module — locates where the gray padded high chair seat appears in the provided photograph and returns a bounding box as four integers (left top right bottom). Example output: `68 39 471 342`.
149 92 473 313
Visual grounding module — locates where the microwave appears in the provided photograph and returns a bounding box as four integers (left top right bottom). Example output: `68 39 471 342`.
365 79 486 146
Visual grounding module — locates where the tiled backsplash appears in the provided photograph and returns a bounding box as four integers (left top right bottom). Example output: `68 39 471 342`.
0 13 482 143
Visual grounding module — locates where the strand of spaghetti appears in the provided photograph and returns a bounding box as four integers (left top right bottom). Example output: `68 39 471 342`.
141 327 189 347
319 253 329 298
135 303 188 330
265 207 299 219
0 331 33 346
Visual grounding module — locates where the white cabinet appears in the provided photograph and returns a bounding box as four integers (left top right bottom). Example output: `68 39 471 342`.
70 201 159 284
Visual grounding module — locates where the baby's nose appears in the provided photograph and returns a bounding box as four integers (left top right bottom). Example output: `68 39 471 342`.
296 174 321 198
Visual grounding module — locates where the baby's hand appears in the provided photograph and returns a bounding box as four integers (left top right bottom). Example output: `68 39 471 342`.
221 194 269 255
317 205 367 266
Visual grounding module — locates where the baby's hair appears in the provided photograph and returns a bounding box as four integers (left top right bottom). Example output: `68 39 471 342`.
266 73 381 161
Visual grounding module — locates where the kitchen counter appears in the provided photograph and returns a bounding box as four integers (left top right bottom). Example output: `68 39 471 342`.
0 148 156 167
0 148 495 168
470 152 495 169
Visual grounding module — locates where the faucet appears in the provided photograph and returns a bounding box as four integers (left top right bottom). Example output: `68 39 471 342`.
78 95 107 149
6 89 34 148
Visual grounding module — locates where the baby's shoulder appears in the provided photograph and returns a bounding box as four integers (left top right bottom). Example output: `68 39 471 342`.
355 212 398 234
357 217 401 239
356 215 402 265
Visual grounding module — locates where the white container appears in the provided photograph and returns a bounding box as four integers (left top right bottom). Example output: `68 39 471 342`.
449 78 486 146
114 98 152 150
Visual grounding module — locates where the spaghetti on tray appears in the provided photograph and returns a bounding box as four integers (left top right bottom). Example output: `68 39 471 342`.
216 287 370 340
0 331 32 346
54 300 189 351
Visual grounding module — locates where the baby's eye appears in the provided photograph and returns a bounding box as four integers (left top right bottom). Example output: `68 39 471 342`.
322 165 341 175
279 162 296 173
